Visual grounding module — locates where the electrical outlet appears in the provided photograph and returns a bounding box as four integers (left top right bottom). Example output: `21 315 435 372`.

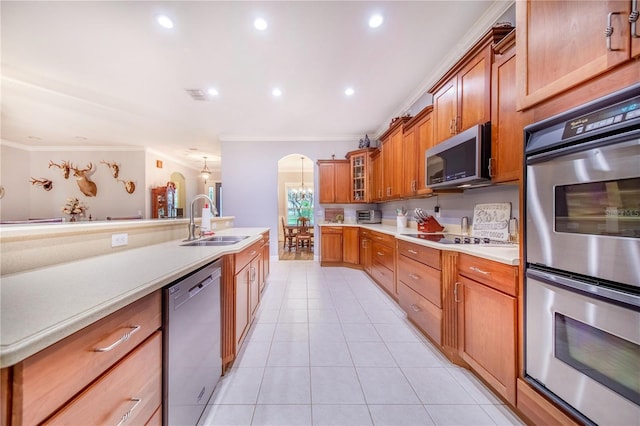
111 233 128 247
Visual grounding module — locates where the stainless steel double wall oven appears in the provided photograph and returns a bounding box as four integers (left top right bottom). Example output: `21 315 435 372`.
524 84 640 425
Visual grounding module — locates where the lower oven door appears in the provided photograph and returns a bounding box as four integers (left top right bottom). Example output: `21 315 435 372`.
525 269 640 425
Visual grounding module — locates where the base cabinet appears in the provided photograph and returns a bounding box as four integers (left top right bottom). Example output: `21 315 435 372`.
457 254 518 405
3 291 162 426
342 227 360 265
320 227 343 265
359 230 372 275
370 232 396 297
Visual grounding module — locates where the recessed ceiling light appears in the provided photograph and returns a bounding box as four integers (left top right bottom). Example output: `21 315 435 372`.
157 15 174 29
207 88 219 97
254 18 268 31
345 87 355 96
369 14 384 28
272 88 282 97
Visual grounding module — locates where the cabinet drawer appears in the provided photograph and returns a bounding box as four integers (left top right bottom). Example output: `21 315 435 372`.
14 291 161 426
235 240 262 274
370 231 395 246
458 254 517 297
397 240 441 270
45 331 162 425
321 226 343 234
359 229 371 238
372 241 394 271
397 282 442 345
371 261 394 295
397 255 441 308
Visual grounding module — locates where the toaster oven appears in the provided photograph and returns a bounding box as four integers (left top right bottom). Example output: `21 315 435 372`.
356 210 382 224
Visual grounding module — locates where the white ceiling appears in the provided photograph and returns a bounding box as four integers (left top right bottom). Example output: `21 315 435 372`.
1 1 512 172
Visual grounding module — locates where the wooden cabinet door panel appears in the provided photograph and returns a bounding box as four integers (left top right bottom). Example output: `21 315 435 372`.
318 162 336 203
402 127 417 197
249 256 261 318
458 49 491 131
14 292 161 426
416 110 434 195
516 0 631 110
360 237 372 274
397 255 442 308
321 232 343 263
398 281 442 346
459 276 516 404
334 161 351 203
371 261 394 295
343 227 360 265
235 264 250 347
45 332 162 426
372 241 394 271
491 36 526 184
433 81 457 144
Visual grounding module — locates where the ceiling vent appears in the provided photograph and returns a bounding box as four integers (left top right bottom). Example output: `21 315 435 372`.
185 89 208 101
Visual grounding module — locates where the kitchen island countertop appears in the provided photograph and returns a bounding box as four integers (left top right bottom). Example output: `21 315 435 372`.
0 227 268 368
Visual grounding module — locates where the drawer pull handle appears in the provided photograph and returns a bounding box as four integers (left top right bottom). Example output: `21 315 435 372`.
454 282 461 303
408 273 420 280
376 251 385 256
410 304 422 313
249 250 257 256
94 325 141 352
469 266 490 275
116 398 142 426
407 249 418 255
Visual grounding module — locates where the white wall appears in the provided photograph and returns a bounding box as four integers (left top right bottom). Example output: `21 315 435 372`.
221 139 356 257
0 142 203 221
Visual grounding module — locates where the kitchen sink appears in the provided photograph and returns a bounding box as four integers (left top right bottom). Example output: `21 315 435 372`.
181 235 249 246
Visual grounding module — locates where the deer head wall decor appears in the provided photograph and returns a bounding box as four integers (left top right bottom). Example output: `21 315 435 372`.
100 160 120 179
117 179 136 194
30 177 54 191
48 160 73 179
71 162 97 197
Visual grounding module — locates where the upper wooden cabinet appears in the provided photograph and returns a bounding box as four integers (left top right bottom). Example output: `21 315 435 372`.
431 26 512 145
490 30 531 184
402 106 434 197
516 0 637 110
346 148 375 203
370 149 383 202
379 117 410 201
317 159 350 204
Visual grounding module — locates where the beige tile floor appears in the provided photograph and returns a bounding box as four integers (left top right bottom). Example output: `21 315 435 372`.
200 261 525 426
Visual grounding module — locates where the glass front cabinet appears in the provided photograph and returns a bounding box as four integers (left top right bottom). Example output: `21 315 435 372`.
347 148 375 203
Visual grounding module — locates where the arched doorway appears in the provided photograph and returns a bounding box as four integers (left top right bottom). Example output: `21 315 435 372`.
277 154 314 260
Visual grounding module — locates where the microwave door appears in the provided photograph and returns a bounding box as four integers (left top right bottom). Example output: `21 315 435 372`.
426 155 444 186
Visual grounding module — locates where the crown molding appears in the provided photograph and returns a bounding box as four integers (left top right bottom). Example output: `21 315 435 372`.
219 134 362 143
1 139 145 152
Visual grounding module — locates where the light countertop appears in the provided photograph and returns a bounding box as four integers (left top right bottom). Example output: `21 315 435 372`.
318 223 520 266
0 227 268 368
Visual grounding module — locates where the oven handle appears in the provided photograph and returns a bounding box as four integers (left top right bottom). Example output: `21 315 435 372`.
526 268 640 309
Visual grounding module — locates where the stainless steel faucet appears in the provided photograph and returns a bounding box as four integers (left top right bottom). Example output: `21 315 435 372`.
185 194 218 241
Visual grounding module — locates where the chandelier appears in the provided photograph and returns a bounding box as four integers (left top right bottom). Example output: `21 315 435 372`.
200 156 211 183
293 156 312 202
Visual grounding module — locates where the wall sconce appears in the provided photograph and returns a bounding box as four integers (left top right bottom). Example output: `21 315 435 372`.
200 156 211 183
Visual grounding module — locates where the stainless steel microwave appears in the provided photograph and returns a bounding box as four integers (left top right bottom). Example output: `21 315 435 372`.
425 122 491 189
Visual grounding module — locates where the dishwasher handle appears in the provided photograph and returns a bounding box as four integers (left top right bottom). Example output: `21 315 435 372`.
189 275 213 298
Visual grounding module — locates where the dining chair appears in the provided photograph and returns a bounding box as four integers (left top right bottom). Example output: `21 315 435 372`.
281 217 296 251
295 217 312 251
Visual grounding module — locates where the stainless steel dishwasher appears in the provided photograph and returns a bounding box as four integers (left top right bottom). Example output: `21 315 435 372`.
164 260 222 426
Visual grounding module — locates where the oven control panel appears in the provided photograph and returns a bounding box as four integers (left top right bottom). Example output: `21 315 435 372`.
562 95 640 139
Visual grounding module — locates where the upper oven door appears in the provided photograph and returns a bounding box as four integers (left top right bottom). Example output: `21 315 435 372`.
526 134 640 287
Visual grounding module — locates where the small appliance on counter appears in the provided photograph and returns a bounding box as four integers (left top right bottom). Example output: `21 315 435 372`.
356 209 382 224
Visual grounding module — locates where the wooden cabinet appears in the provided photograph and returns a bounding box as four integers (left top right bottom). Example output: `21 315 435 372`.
370 149 383 202
317 160 350 204
343 227 360 265
320 226 343 265
151 182 176 218
347 148 375 203
260 231 270 293
233 241 263 350
396 240 442 345
379 118 409 201
4 291 162 426
359 229 372 275
44 332 162 425
402 106 434 197
490 30 531 184
369 231 396 297
516 1 636 110
456 253 518 405
431 26 512 145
